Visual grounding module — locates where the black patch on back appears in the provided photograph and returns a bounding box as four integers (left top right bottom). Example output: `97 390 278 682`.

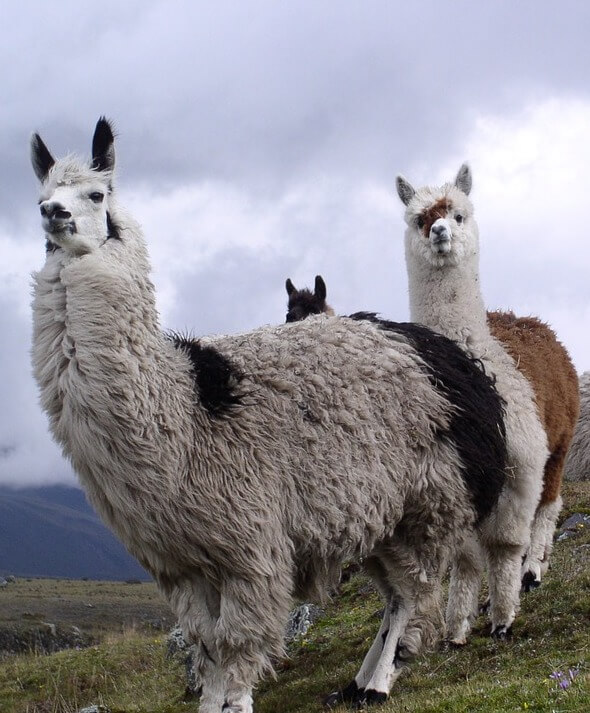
349 313 507 523
286 289 324 323
167 332 243 417
106 211 121 241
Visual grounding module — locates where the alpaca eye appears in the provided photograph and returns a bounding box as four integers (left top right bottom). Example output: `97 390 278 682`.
455 214 464 224
89 192 104 203
416 216 425 229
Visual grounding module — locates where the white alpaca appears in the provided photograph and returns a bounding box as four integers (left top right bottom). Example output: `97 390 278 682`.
396 165 549 645
30 119 508 711
565 372 590 482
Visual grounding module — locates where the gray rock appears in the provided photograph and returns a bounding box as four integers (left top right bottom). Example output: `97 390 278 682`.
557 513 590 541
77 706 111 713
285 603 323 644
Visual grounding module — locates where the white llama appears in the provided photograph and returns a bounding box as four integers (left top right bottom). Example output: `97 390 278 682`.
565 372 590 481
31 119 508 711
396 165 549 645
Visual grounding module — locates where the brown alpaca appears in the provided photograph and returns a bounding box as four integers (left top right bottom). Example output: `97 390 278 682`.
487 311 579 587
285 275 334 323
285 277 579 590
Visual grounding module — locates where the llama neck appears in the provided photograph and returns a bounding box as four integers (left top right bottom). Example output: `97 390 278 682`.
405 244 490 348
31 228 196 532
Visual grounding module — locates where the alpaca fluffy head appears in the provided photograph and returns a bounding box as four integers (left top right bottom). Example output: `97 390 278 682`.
285 275 334 322
396 164 478 268
30 117 120 256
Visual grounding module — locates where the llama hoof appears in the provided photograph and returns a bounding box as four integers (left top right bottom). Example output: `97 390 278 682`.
521 571 541 592
491 625 512 640
357 689 388 708
479 597 490 615
324 680 364 707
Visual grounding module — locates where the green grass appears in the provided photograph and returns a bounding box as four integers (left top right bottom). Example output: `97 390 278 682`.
1 482 589 713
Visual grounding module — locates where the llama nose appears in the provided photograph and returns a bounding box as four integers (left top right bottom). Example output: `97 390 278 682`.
40 201 71 220
432 223 447 236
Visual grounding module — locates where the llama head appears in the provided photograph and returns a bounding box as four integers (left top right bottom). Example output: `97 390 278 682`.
31 117 119 256
285 275 334 322
396 163 478 268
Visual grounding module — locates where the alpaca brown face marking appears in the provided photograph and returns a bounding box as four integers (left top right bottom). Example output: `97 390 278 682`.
419 199 452 238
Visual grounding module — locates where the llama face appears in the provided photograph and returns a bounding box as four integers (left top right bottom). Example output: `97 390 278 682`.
396 165 477 268
285 275 333 322
31 118 117 256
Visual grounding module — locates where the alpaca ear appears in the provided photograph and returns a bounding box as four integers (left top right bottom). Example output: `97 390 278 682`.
30 133 55 182
314 275 327 302
285 278 296 296
455 163 472 196
396 175 415 206
91 116 116 172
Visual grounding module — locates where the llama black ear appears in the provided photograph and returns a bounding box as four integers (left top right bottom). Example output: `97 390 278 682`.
314 275 327 302
396 175 415 206
455 163 472 196
91 116 116 172
30 133 55 182
285 278 296 296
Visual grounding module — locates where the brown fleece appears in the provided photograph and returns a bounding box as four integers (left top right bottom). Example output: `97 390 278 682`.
487 311 579 505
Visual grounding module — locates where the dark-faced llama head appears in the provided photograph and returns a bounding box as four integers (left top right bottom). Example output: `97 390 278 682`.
285 275 335 322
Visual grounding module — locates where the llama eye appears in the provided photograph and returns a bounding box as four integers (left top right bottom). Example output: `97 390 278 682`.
416 216 425 229
455 214 464 224
89 192 104 203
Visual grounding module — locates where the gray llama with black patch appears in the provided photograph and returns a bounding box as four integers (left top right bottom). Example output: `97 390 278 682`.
30 118 507 711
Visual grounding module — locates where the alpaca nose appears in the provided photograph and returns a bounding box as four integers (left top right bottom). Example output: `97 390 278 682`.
432 223 446 236
40 201 71 220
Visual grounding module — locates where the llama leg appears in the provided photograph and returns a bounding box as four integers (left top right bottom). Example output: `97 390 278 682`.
324 603 392 708
324 556 393 707
485 543 523 638
359 552 444 706
521 443 567 589
445 535 483 645
522 496 562 589
216 575 291 713
162 576 227 713
361 597 411 705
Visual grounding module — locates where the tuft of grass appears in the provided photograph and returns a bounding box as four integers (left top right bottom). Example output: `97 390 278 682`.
0 483 588 712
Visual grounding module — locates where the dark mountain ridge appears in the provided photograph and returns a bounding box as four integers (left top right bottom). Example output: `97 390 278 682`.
0 484 149 581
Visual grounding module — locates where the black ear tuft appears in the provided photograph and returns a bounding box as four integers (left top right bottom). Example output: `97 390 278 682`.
396 175 416 206
285 278 296 296
91 116 116 172
455 163 472 196
314 275 327 302
30 133 55 182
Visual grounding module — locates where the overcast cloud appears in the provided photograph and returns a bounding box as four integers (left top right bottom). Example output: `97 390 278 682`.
1 1 589 487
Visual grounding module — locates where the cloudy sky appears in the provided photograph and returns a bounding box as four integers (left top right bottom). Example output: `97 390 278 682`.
1 0 589 487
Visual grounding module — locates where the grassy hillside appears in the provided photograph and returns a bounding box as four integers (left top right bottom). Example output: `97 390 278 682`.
0 482 588 712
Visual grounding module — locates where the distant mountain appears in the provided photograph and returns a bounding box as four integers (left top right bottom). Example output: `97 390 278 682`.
0 485 150 581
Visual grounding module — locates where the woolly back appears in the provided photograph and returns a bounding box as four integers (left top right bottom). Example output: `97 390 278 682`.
350 313 507 523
